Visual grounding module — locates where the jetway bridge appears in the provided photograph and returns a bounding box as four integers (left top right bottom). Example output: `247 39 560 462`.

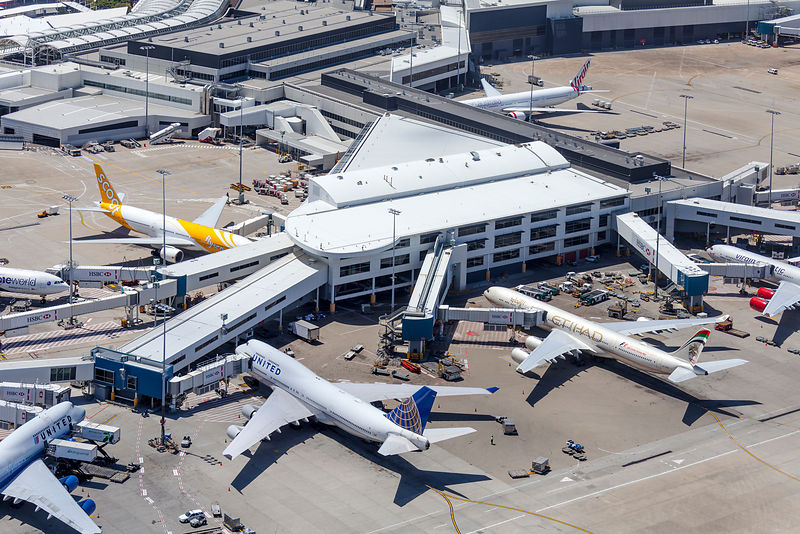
615 212 709 310
437 306 543 328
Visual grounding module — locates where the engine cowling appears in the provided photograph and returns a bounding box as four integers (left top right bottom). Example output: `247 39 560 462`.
507 111 527 121
524 336 543 351
58 475 78 493
241 404 258 420
511 348 530 364
226 425 244 440
757 287 775 300
78 499 96 516
159 246 184 263
750 297 768 313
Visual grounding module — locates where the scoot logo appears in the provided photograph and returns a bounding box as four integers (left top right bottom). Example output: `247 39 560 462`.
97 172 122 216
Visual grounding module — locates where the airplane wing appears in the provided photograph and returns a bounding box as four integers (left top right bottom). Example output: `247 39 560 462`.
193 195 228 228
762 281 800 318
602 315 729 336
503 106 603 114
72 236 195 247
334 383 498 403
223 388 313 460
517 329 595 374
480 78 502 98
0 458 100 534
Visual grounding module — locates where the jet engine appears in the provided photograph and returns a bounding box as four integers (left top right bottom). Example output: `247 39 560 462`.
78 499 96 516
58 475 78 493
524 336 543 351
507 111 527 121
241 404 258 420
226 425 244 440
757 287 775 300
511 347 530 364
159 246 184 263
750 297 768 313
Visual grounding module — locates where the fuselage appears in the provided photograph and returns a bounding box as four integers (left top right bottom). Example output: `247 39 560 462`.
0 402 85 487
463 86 580 112
0 267 68 297
240 340 429 450
708 245 800 285
99 202 251 253
484 287 693 375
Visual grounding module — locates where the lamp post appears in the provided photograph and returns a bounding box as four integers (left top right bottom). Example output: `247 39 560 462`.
528 54 539 120
408 32 414 88
766 109 780 206
456 8 462 90
679 94 693 168
745 0 750 40
62 194 77 322
155 168 170 445
388 208 401 311
140 45 155 137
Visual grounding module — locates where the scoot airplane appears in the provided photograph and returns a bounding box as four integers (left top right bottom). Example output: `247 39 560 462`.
224 340 498 459
707 244 800 318
462 59 609 120
484 286 747 383
0 402 100 534
75 164 251 262
0 266 68 298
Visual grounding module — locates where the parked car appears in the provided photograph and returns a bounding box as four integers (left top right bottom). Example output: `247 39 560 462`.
179 510 205 524
586 255 600 263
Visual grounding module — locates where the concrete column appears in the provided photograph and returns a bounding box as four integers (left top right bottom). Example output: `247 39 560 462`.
617 233 621 256
315 287 320 313
133 394 138 408
706 222 711 248
329 302 336 313
370 294 376 304
521 262 527 273
485 269 491 281
278 309 283 332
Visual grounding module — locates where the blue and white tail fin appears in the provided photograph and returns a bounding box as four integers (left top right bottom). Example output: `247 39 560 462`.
385 386 436 434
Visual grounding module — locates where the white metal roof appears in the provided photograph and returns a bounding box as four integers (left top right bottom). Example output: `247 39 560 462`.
670 197 800 224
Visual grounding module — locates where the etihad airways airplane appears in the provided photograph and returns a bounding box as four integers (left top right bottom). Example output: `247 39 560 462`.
484 286 746 383
0 402 100 534
75 164 251 262
462 59 609 120
0 266 67 299
708 244 800 318
224 340 498 460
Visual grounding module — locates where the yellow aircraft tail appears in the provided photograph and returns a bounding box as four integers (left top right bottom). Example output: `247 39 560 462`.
94 164 123 208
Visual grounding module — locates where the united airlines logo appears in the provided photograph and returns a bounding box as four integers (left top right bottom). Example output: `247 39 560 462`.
33 415 73 445
33 435 39 445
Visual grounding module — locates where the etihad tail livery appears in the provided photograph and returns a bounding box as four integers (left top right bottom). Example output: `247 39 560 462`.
708 244 800 318
223 339 498 460
463 58 610 120
484 286 747 383
75 164 251 262
0 402 100 534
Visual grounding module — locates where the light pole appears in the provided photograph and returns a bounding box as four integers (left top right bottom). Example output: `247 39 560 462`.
238 99 244 205
456 8 462 90
388 208 401 311
140 45 155 137
62 194 77 322
745 0 750 40
679 94 693 168
528 54 539 120
155 168 170 445
766 109 780 206
408 32 414 87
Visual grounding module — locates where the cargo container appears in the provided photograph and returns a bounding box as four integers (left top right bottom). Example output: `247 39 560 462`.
288 320 319 342
77 421 121 444
47 439 98 462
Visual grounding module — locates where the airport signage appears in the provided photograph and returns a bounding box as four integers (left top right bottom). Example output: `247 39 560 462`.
2 387 30 402
26 310 59 324
488 310 520 324
88 270 118 280
203 364 224 384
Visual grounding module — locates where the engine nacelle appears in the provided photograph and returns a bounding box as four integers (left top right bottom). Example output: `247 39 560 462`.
524 336 543 351
58 475 78 493
241 404 258 420
159 246 184 263
226 425 244 440
756 287 775 300
750 297 768 313
507 111 527 121
511 347 530 365
78 499 96 516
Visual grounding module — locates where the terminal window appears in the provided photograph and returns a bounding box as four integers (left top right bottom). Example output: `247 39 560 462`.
419 232 439 245
564 235 590 247
495 216 523 230
494 232 522 248
531 209 558 223
599 214 609 227
466 238 487 251
530 225 557 241
458 223 487 237
127 376 137 391
95 368 114 385
565 218 591 234
380 254 410 268
340 262 371 277
50 366 76 382
493 249 520 263
395 238 410 248
600 197 626 209
529 242 555 255
566 203 592 216
467 256 484 268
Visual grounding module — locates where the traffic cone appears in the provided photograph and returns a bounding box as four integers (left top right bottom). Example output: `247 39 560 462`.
228 487 230 492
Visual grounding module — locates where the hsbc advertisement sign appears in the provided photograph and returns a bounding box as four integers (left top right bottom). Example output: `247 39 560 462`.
203 365 224 385
2 387 32 402
87 270 119 281
488 311 521 324
25 310 59 325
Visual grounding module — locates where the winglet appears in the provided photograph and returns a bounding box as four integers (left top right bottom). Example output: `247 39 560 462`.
486 387 499 394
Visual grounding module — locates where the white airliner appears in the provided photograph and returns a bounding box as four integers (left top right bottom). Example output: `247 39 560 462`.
484 286 747 383
223 340 498 460
0 266 68 299
0 402 100 534
707 244 800 318
75 164 251 262
462 59 609 120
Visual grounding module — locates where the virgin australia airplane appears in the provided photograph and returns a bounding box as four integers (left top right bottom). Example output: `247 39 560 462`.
74 164 251 263
462 59 609 120
484 286 746 383
707 244 800 318
223 340 498 459
0 402 100 534
0 266 68 299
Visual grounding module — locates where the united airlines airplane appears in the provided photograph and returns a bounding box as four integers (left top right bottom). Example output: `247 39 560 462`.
708 244 800 318
484 286 746 383
75 164 251 263
0 266 68 299
0 402 100 533
224 340 498 460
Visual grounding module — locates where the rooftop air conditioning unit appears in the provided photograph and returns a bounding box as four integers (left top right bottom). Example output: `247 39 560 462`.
184 36 189 42
346 15 351 20
249 22 253 27
322 20 327 25
298 25 303 30
219 42 224 48
275 30 280 36
247 36 252 42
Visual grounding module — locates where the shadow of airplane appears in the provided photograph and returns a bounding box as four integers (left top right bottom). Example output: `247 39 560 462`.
768 309 798 347
230 426 316 493
426 411 497 423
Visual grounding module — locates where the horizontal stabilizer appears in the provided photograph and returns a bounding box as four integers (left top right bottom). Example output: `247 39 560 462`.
694 359 748 375
423 427 475 444
504 106 603 114
377 433 418 456
71 236 194 247
74 207 107 213
667 367 697 383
